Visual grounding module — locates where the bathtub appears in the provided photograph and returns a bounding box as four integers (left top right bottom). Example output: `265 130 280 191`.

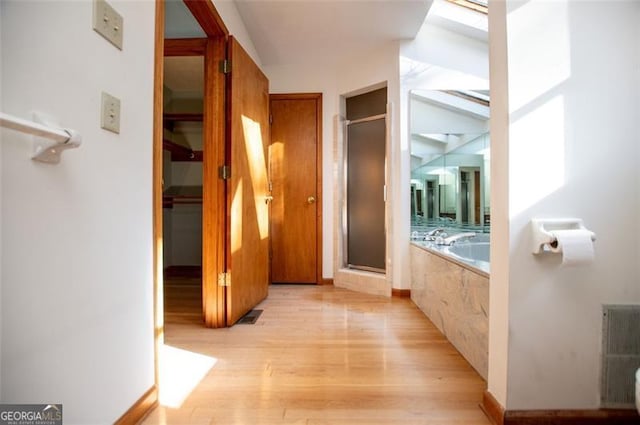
445 242 490 265
412 239 490 275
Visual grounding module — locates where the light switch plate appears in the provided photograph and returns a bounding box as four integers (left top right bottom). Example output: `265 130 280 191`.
101 92 121 134
93 0 123 50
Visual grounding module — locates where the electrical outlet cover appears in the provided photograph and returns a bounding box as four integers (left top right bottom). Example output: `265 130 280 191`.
101 92 121 134
93 0 123 50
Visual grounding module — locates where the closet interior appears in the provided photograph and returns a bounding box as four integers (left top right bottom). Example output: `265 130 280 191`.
162 55 204 313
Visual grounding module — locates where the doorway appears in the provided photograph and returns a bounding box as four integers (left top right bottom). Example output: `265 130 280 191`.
269 94 323 285
155 0 270 331
162 48 205 323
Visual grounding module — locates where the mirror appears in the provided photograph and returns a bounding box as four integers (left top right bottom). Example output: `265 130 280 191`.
410 90 490 232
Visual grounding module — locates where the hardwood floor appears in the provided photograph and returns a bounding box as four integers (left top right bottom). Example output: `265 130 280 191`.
163 277 203 325
143 284 491 425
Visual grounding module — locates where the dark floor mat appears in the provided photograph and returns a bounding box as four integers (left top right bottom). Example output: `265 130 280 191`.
237 309 263 324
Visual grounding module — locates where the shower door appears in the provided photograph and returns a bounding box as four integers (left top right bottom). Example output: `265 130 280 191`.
345 116 386 272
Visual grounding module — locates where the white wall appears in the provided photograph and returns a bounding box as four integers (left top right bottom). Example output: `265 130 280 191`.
490 0 640 410
0 2 155 423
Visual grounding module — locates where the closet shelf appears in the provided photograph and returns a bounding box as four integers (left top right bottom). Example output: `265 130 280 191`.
163 185 202 208
163 113 203 131
163 139 202 162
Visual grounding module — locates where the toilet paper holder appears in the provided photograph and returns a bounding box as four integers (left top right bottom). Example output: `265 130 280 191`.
531 218 596 254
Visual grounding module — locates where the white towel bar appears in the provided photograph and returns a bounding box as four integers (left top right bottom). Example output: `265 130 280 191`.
0 112 81 163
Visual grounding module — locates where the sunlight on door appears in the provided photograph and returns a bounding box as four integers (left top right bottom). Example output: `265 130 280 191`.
231 181 243 255
241 114 269 240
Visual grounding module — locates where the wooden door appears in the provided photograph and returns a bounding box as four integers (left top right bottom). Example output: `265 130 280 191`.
269 94 322 284
225 37 270 325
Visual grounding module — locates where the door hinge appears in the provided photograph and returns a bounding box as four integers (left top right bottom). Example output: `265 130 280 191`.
218 272 231 287
220 59 231 74
269 114 273 125
218 165 231 180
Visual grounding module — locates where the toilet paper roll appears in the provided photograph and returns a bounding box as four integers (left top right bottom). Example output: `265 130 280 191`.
549 229 594 266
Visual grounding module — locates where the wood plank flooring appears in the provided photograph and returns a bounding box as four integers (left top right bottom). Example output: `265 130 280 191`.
143 283 491 425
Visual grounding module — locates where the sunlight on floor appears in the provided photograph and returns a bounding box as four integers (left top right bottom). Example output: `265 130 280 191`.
158 344 217 408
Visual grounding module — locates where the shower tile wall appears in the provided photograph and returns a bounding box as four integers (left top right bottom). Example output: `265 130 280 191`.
410 244 489 380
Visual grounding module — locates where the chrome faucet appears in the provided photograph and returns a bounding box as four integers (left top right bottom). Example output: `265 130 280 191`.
436 232 476 245
424 228 446 241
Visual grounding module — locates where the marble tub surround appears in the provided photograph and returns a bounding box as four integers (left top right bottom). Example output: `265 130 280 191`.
334 268 391 297
410 243 489 380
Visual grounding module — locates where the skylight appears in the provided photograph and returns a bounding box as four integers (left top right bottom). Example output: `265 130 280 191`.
445 90 490 106
429 0 488 41
446 0 488 14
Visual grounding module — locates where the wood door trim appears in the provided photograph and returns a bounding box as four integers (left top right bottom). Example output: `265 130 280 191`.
481 390 505 425
161 0 228 330
184 0 229 38
152 0 164 411
202 36 227 328
269 93 323 285
164 38 207 56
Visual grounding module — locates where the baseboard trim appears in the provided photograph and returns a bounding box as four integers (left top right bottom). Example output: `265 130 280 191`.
114 385 158 425
391 288 411 298
481 391 639 425
481 391 505 425
504 409 639 425
320 278 334 286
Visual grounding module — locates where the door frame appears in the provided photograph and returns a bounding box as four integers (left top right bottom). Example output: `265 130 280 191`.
152 0 164 404
160 36 228 328
153 0 230 394
269 93 323 285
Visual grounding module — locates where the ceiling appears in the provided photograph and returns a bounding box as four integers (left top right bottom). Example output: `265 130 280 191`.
234 0 433 66
163 0 434 89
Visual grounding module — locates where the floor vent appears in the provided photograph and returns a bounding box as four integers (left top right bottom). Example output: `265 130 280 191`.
601 305 640 407
237 309 263 325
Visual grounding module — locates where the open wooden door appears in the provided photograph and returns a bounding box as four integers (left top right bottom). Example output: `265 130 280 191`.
225 37 270 326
